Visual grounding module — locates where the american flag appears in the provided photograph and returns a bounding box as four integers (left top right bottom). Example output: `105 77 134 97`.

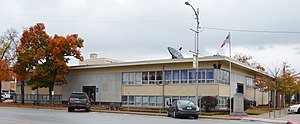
220 34 230 48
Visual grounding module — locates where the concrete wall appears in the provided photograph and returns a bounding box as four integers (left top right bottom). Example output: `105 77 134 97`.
122 84 219 96
62 72 121 103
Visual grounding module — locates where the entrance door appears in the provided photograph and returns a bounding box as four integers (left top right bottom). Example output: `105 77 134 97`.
82 86 96 103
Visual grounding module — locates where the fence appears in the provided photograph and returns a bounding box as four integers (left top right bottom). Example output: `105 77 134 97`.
16 94 62 104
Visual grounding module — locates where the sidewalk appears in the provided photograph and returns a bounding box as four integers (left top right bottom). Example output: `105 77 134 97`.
241 108 300 124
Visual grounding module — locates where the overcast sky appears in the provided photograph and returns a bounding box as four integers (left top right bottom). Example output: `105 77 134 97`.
1 0 300 72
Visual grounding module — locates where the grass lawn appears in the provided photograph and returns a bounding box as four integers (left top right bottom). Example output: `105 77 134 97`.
245 106 272 115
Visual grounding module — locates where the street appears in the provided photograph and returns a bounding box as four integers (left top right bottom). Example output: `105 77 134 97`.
0 107 269 124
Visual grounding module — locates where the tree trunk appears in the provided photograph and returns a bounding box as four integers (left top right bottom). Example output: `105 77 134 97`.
21 81 25 104
0 82 2 93
48 86 53 106
288 94 291 107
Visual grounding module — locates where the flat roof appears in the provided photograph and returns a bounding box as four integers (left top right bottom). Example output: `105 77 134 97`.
70 55 269 76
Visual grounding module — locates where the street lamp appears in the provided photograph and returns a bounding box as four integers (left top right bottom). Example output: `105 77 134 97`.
185 2 201 116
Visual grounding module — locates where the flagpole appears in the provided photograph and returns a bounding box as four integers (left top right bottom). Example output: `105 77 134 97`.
229 32 232 115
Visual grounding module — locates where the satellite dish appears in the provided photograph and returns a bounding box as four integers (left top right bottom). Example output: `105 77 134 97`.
167 47 184 59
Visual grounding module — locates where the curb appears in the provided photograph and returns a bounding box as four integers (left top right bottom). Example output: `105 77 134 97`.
241 117 288 124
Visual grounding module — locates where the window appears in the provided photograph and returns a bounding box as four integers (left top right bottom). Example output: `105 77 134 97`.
180 96 188 100
189 70 196 83
165 71 172 84
172 96 179 103
173 70 179 84
198 70 205 83
149 96 156 106
156 96 163 106
188 96 196 104
122 96 127 105
135 72 142 85
142 72 148 84
206 69 214 83
218 96 228 108
156 71 163 84
129 73 135 84
219 70 229 84
135 96 142 106
129 96 135 105
181 70 188 83
149 71 156 84
142 96 149 106
246 77 254 88
122 73 129 84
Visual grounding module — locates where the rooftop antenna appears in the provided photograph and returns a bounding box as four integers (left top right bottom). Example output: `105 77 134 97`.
167 47 184 59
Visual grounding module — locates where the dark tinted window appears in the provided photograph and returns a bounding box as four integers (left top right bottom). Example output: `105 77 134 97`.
70 93 87 99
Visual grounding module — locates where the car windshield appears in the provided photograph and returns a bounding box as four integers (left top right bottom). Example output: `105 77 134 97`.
70 93 87 99
178 100 195 106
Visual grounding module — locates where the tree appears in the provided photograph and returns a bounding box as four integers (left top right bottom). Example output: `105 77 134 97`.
201 96 218 112
0 28 19 93
15 23 84 105
277 64 300 106
233 53 252 64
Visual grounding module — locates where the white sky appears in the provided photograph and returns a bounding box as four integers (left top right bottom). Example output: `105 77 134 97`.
1 0 299 72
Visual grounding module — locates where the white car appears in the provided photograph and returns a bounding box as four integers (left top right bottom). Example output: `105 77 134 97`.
1 92 11 100
288 104 300 114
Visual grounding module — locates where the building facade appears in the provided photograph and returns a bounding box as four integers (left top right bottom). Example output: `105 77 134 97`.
61 55 269 109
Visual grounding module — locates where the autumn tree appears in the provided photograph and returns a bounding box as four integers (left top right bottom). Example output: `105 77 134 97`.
15 23 84 105
277 64 300 106
234 53 252 64
0 28 19 93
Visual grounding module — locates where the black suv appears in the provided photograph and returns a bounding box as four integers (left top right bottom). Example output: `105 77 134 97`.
68 92 91 112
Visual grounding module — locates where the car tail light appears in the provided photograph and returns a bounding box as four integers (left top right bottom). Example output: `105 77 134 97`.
177 105 183 110
86 98 88 105
68 98 70 104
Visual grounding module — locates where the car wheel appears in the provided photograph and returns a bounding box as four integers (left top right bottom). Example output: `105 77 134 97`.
68 107 72 112
86 108 90 112
173 111 177 118
297 108 300 114
194 114 199 119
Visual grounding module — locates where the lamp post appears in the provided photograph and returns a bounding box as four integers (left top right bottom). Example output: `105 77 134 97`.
185 2 200 115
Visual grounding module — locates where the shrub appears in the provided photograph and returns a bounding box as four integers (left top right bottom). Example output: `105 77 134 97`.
201 96 218 112
226 98 251 111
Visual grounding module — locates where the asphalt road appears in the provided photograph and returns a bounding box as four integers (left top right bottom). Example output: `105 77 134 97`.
0 107 267 124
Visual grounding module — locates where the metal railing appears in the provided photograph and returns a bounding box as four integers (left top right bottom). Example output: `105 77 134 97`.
15 94 62 104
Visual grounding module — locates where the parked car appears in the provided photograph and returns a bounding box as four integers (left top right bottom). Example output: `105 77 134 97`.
288 104 300 114
1 92 11 100
0 95 4 102
167 100 199 119
68 92 91 112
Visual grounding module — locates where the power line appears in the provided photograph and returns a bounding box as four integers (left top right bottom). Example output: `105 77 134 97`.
202 26 300 34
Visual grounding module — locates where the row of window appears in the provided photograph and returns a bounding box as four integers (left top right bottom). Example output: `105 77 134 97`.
122 95 229 108
218 96 229 108
122 69 216 85
122 96 163 107
218 70 230 84
246 77 255 88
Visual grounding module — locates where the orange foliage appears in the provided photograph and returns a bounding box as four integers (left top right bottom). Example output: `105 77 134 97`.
0 60 14 81
14 23 84 88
